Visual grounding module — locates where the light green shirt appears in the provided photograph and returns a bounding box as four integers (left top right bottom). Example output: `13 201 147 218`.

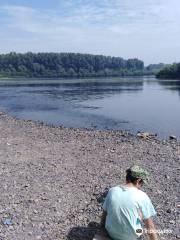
103 186 156 240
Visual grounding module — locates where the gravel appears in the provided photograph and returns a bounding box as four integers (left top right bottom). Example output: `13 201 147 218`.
0 112 179 240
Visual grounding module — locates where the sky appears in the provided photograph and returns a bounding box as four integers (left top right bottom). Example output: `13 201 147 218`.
0 0 180 65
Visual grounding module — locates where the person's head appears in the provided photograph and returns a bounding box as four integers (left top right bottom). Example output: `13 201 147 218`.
126 165 149 189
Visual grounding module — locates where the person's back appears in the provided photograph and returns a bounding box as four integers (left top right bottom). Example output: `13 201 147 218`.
103 185 156 240
101 165 159 240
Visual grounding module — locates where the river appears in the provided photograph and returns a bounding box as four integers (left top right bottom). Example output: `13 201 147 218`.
0 76 180 139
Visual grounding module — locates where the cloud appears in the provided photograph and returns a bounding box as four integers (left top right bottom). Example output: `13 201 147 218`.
0 0 180 64
1 1 180 33
2 1 179 34
1 5 53 34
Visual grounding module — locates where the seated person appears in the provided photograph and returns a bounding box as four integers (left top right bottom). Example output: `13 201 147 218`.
101 165 159 240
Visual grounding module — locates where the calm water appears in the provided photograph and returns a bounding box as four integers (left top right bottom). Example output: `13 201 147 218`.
0 76 180 139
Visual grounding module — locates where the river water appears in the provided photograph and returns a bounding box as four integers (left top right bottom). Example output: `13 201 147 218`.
0 76 180 139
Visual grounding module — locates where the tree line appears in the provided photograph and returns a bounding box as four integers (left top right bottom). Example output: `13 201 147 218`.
0 52 144 78
144 63 166 75
156 63 180 79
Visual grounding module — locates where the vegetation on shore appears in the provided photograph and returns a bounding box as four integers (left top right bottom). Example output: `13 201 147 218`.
0 52 145 78
0 52 168 79
156 63 180 79
144 63 166 75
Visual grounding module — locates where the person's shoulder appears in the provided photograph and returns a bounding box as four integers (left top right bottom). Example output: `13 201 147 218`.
108 185 123 194
137 189 150 201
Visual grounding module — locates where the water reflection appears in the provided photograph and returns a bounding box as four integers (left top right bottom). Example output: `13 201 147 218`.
157 79 180 97
0 78 143 102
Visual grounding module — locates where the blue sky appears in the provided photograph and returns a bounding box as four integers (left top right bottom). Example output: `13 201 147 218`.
0 0 180 65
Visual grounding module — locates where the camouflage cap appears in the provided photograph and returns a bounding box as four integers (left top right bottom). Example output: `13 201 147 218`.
129 165 150 183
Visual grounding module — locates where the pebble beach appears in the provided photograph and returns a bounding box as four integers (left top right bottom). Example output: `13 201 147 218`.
0 112 179 240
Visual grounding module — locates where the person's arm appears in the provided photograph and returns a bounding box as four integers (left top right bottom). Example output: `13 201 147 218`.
144 217 159 240
100 210 107 228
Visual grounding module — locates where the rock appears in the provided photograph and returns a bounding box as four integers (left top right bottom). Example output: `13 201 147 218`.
169 220 175 224
137 132 150 138
169 135 177 140
36 236 41 240
136 132 156 140
166 209 172 213
110 149 115 153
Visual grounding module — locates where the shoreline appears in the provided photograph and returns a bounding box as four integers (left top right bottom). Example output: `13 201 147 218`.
1 110 178 142
0 111 179 240
0 74 155 81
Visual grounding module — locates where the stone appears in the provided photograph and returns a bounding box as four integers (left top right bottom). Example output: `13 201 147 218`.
169 220 175 224
166 209 171 213
169 135 177 140
36 236 41 240
137 132 150 138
